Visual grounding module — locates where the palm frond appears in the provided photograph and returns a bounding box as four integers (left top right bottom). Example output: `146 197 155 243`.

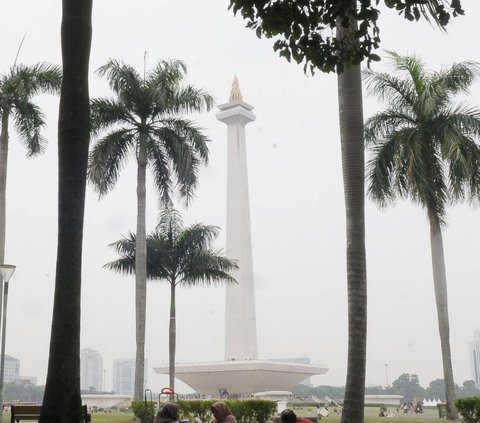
150 123 206 205
147 60 187 91
12 98 46 156
387 51 426 94
166 85 214 115
158 117 210 162
88 128 135 196
7 62 61 98
364 109 416 145
431 61 479 97
175 224 219 260
146 139 173 206
179 250 237 287
104 232 137 275
97 59 142 99
363 69 416 111
90 97 133 135
157 207 184 243
366 135 405 207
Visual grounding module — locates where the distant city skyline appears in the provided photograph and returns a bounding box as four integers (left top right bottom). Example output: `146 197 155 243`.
80 348 103 392
112 358 148 396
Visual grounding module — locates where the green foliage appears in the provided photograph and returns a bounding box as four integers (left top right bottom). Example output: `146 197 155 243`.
88 59 214 204
105 208 238 286
455 397 480 423
178 399 215 422
228 0 463 74
391 374 424 402
131 400 156 423
3 381 45 404
225 400 276 423
365 52 480 222
0 62 62 155
177 400 276 423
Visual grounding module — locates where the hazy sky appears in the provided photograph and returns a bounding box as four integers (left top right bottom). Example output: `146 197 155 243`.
1 1 480 394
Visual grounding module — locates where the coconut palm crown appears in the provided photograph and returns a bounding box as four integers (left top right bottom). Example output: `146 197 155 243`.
365 52 480 217
105 207 237 391
364 52 480 420
0 62 62 259
88 58 213 400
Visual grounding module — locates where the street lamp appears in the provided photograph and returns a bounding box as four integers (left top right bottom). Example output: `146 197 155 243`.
0 264 16 423
385 363 389 388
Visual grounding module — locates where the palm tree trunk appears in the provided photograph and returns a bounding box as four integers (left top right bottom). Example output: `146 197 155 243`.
428 211 458 420
169 281 176 390
40 0 92 421
0 113 8 265
134 132 148 400
338 8 368 423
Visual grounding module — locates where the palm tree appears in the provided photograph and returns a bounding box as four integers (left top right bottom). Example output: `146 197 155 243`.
0 62 61 263
39 0 92 421
88 60 213 399
105 208 237 390
365 52 480 420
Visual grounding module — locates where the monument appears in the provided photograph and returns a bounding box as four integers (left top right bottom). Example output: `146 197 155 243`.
219 76 258 361
153 78 328 394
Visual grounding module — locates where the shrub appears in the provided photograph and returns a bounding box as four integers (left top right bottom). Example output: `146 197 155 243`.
179 399 216 422
455 397 480 423
178 399 276 423
132 399 156 423
226 400 276 423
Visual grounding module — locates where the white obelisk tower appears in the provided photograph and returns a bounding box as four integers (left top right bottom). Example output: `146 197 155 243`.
216 76 258 361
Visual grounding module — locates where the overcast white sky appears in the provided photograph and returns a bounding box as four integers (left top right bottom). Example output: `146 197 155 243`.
1 0 480 394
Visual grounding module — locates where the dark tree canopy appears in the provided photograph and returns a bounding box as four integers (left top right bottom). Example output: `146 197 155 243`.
228 0 463 73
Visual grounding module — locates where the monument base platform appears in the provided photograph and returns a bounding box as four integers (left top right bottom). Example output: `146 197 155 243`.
153 359 328 396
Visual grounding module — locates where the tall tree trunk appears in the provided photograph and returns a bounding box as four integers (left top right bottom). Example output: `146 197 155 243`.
134 133 148 400
428 211 458 420
338 11 368 423
40 0 92 421
0 112 8 265
169 282 176 391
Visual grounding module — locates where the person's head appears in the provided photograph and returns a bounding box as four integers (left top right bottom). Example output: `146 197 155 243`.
156 403 180 423
280 409 297 423
211 401 231 421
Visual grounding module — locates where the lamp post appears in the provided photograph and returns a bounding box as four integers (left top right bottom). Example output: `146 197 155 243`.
0 264 16 423
385 363 389 388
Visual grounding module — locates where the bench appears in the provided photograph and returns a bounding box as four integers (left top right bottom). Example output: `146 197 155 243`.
11 405 91 423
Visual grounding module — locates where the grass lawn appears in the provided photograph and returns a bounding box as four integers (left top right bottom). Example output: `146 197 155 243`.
286 406 442 423
90 412 137 423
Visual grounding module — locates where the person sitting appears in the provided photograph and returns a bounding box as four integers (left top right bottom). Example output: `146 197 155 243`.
155 403 180 423
211 401 237 423
280 409 312 423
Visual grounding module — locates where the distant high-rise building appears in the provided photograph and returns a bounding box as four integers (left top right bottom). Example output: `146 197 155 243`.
80 348 103 392
4 355 19 383
471 330 480 386
112 359 147 396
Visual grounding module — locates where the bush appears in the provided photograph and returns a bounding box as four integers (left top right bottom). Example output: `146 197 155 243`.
455 397 480 423
132 399 156 423
177 399 276 423
178 399 215 422
226 400 276 423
